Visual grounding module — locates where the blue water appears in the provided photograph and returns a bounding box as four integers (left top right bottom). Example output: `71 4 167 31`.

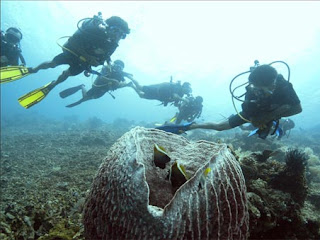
1 1 320 129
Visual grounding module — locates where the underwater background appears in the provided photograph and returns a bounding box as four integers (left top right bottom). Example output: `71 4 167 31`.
1 1 320 239
1 1 320 127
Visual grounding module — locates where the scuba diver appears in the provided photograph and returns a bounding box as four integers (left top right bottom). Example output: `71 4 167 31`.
0 27 26 67
278 118 295 139
170 96 203 124
157 63 302 139
59 60 132 107
13 13 130 109
128 76 192 106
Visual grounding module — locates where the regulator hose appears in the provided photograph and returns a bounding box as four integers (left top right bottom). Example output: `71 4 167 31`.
229 60 291 123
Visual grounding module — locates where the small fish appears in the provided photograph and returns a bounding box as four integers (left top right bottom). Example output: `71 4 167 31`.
199 167 212 190
168 161 189 192
154 143 171 169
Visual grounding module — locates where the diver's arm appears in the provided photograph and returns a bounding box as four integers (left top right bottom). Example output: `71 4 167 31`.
125 75 144 92
0 56 9 66
99 76 120 85
196 109 202 118
172 93 188 103
251 103 302 126
117 81 130 89
278 103 302 117
19 52 26 66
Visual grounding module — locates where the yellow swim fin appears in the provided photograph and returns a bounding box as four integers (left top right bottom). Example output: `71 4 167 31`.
0 66 31 84
18 81 55 109
169 116 177 123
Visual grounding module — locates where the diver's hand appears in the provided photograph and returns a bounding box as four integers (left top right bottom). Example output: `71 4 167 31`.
90 58 101 67
183 98 190 104
0 56 9 65
251 117 268 129
111 81 120 88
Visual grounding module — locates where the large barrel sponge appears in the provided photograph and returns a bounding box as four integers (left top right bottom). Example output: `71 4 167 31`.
83 127 249 239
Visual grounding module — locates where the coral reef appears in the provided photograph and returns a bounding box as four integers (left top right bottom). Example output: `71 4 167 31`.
1 118 320 239
83 127 249 239
239 150 319 239
270 149 308 206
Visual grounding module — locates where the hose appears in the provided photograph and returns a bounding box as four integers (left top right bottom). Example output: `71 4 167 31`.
56 36 87 62
269 60 290 82
229 60 291 123
229 70 251 122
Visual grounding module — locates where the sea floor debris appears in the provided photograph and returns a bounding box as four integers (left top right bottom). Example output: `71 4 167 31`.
0 119 320 239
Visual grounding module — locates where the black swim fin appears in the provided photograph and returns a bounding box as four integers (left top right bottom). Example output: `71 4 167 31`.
0 66 31 84
59 84 84 98
65 99 84 108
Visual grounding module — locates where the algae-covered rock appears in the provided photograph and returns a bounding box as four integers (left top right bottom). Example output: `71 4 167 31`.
38 220 79 240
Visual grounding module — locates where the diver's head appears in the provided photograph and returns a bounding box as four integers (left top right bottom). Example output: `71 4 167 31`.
5 27 22 44
182 82 192 96
113 60 125 72
195 96 203 104
105 16 130 42
283 118 295 129
248 64 277 94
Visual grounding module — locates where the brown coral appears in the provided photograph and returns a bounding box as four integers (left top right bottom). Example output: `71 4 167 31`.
83 127 249 239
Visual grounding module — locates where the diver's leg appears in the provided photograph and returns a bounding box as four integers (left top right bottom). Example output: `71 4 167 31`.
65 98 86 108
59 84 85 98
54 58 87 88
129 78 142 90
128 77 146 95
29 61 58 73
189 119 232 131
127 81 146 98
29 52 67 73
53 69 72 87
66 87 96 108
81 85 88 98
66 94 92 108
128 84 144 98
175 114 183 124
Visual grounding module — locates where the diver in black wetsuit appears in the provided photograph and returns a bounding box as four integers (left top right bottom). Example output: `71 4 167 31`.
28 14 130 92
1 27 26 67
173 96 203 124
129 77 192 106
188 65 302 138
60 60 132 107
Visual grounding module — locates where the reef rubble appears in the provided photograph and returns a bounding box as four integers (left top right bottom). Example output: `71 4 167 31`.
0 119 319 239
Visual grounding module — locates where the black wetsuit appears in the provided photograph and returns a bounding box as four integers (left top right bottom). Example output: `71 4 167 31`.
87 66 125 98
65 66 125 108
142 82 185 106
0 31 26 67
52 16 118 76
229 74 301 128
176 97 203 124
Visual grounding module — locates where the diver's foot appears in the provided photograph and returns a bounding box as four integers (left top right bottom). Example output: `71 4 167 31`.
126 82 134 88
27 67 37 73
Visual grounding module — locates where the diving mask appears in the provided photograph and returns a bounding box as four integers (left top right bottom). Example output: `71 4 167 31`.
108 26 127 40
